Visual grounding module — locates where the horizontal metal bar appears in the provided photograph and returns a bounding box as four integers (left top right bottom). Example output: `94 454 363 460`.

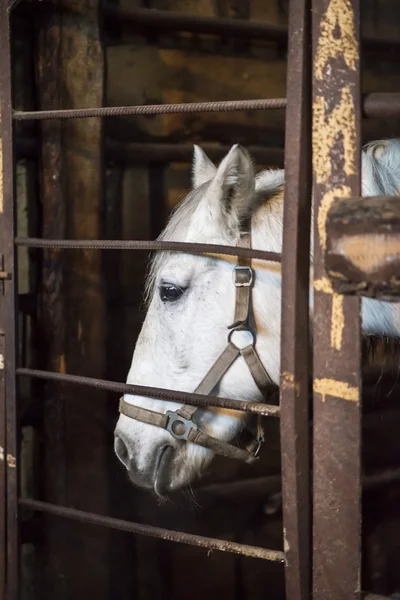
16 368 280 417
104 5 287 42
18 498 285 562
14 237 282 263
13 98 286 121
362 468 400 492
103 6 400 61
16 137 284 166
14 93 400 123
107 141 285 166
196 467 400 504
363 594 392 600
363 93 400 118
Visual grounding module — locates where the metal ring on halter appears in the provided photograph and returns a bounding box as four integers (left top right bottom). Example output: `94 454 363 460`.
165 410 197 441
227 325 256 349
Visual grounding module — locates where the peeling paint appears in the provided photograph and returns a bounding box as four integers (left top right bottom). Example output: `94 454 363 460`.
314 0 358 81
0 446 4 461
331 293 344 350
314 278 344 350
7 454 16 468
314 276 333 294
313 90 356 185
283 527 290 553
280 371 300 396
314 378 359 403
0 353 4 370
317 185 352 250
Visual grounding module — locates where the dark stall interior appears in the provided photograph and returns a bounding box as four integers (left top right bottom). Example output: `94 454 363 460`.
9 0 400 598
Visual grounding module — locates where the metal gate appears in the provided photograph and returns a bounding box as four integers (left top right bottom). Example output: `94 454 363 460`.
0 0 399 598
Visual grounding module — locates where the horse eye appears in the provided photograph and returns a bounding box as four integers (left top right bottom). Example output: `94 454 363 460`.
159 284 185 302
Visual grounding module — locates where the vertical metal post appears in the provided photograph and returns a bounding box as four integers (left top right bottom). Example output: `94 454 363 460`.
312 1 362 599
0 0 19 598
280 0 312 599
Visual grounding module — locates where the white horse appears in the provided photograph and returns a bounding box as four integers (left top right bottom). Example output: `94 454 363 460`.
114 139 400 495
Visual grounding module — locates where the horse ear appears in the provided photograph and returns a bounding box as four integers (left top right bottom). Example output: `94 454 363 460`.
209 144 255 225
192 145 217 188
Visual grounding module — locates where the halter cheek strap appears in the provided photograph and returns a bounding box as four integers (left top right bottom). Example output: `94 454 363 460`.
118 231 276 464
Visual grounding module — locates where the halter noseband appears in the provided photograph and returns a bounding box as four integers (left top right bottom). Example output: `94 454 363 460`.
119 231 276 464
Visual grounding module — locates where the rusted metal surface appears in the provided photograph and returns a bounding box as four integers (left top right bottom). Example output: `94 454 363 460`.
312 1 362 599
14 236 282 262
279 0 311 599
0 1 19 598
13 98 287 121
363 93 400 118
17 367 280 417
0 332 5 600
325 195 400 300
19 497 286 563
13 92 400 122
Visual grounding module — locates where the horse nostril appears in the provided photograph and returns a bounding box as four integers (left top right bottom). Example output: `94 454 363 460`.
114 435 130 469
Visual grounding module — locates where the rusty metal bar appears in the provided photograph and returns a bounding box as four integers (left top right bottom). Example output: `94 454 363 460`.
107 141 285 166
363 93 400 118
0 336 4 600
279 0 311 598
0 1 19 598
16 137 285 166
103 5 400 62
19 498 285 562
14 237 282 263
312 1 362 599
13 98 286 121
16 368 280 417
104 5 287 42
13 92 400 124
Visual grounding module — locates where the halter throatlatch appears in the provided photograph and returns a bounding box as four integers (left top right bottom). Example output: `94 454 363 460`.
119 231 276 464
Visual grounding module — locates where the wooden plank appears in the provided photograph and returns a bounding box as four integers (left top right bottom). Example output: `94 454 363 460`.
325 195 400 300
34 0 108 597
312 1 362 599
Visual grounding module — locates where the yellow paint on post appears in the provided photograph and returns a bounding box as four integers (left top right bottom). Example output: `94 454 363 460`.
314 378 359 403
330 294 344 350
313 90 356 184
314 0 358 81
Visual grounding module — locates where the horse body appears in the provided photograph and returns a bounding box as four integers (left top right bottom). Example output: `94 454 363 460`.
114 139 400 494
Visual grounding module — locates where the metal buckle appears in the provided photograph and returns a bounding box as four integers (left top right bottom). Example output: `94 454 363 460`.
166 410 197 441
233 265 253 288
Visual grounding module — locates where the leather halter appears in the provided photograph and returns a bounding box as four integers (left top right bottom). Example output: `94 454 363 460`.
119 231 276 464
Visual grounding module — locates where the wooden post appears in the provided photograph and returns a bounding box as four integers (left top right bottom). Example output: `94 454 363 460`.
35 0 108 598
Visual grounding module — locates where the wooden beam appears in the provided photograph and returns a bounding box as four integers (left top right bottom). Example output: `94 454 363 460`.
326 195 400 301
34 0 108 597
